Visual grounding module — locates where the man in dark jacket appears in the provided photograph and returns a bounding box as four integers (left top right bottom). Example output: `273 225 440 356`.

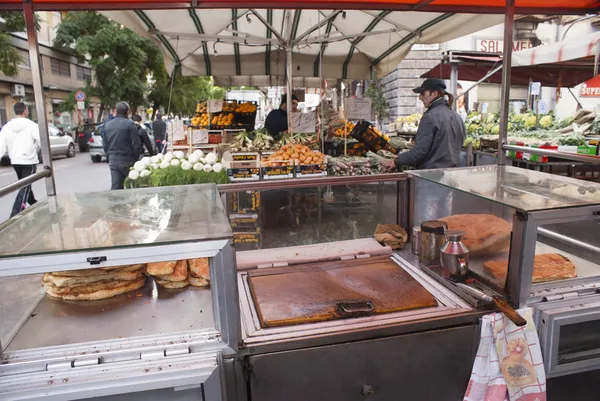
152 113 167 154
132 114 156 156
102 102 142 190
393 78 465 171
265 94 298 140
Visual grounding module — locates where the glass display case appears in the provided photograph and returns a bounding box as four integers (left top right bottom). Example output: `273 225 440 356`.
0 185 238 400
408 166 600 376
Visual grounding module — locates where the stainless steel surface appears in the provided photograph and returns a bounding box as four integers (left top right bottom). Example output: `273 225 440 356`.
211 241 240 352
0 275 44 350
440 230 469 278
408 166 600 212
419 221 447 267
83 387 204 401
454 282 493 303
534 294 600 378
0 184 231 261
0 168 51 199
246 325 477 401
497 0 514 166
285 10 293 134
238 250 473 351
502 145 600 165
7 279 215 351
411 226 421 255
538 226 600 257
24 0 56 196
217 173 408 192
450 62 458 112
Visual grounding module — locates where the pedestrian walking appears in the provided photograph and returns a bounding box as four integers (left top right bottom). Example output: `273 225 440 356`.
0 102 41 217
152 113 167 154
101 102 142 190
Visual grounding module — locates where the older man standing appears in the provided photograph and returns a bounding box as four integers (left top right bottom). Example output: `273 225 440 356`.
102 101 142 190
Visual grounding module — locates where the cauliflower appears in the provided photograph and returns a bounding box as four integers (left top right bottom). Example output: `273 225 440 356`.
524 115 538 130
468 124 481 134
491 125 500 135
539 115 554 129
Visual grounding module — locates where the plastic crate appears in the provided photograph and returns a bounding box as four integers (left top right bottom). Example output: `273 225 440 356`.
350 120 398 154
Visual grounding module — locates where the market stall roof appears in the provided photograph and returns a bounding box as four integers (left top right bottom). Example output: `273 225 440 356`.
0 0 598 14
512 31 600 66
99 9 503 84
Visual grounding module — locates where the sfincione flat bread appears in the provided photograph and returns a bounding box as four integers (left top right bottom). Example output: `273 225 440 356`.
189 276 210 288
484 253 577 284
43 273 145 296
188 258 210 280
52 264 146 277
45 277 146 301
43 271 144 288
440 214 512 256
156 279 189 289
147 260 177 276
156 260 188 282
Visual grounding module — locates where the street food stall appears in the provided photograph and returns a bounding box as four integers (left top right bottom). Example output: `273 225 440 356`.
0 1 600 401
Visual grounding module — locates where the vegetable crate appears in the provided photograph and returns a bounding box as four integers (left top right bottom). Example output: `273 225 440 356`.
295 156 328 178
480 137 499 150
261 162 295 180
223 151 261 182
226 190 261 214
350 120 398 155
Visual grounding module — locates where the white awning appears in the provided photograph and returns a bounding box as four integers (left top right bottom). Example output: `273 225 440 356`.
101 9 503 81
512 31 600 67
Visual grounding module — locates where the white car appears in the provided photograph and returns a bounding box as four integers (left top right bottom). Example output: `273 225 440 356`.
0 124 75 165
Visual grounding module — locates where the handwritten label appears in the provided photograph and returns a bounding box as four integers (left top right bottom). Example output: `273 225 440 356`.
171 120 185 141
346 97 372 120
290 112 316 133
537 100 548 115
192 129 208 144
207 99 223 113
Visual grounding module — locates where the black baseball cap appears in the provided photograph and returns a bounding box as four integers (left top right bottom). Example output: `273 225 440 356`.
413 78 447 94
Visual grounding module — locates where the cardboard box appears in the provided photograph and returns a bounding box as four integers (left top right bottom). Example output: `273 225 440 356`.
261 157 294 180
222 151 260 182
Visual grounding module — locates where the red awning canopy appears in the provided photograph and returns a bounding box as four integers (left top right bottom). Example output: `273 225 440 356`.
0 0 597 13
421 53 596 87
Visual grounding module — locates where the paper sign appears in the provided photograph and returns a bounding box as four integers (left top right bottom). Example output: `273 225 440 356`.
481 103 489 114
531 82 541 96
77 101 85 110
346 97 372 120
192 129 208 144
328 111 346 129
537 100 548 115
207 99 223 113
171 120 185 141
290 112 317 133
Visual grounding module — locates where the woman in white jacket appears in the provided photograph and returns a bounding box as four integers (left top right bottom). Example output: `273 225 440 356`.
0 102 41 217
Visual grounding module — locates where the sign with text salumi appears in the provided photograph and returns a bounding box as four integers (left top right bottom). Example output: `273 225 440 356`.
207 99 223 113
346 97 372 121
580 75 600 98
290 112 316 133
476 39 533 53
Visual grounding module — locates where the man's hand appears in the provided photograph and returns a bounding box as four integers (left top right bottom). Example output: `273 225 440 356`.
381 158 396 171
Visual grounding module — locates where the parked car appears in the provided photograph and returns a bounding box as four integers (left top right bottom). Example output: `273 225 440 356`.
89 124 156 163
0 124 75 165
76 123 102 152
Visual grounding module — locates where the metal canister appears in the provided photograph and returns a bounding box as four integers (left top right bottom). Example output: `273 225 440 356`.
411 226 421 255
419 220 448 267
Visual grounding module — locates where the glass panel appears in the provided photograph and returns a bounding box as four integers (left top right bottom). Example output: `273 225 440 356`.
224 181 399 251
0 184 231 258
409 166 600 212
558 320 600 364
1 256 214 351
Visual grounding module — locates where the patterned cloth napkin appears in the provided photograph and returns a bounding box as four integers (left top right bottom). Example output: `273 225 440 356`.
464 307 546 401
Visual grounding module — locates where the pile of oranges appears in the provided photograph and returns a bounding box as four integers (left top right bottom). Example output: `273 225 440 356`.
236 102 257 113
335 121 355 137
212 113 234 126
262 144 325 167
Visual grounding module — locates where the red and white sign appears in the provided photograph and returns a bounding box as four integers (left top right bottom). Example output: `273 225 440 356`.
476 39 533 53
580 75 600 98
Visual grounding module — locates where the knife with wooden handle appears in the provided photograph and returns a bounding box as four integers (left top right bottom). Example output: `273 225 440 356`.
454 282 527 327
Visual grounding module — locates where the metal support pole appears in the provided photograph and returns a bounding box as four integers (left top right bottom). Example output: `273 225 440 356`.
497 0 515 166
286 45 293 134
450 63 458 112
23 0 56 196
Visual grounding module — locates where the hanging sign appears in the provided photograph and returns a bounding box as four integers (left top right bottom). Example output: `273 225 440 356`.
207 99 223 113
290 112 316 133
580 75 600 97
346 97 372 120
530 82 541 96
77 101 85 110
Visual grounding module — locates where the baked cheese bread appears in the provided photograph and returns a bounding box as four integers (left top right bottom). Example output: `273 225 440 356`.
484 253 577 284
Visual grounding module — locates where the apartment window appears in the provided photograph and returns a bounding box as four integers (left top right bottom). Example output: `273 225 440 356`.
50 57 71 77
76 65 92 81
18 50 30 69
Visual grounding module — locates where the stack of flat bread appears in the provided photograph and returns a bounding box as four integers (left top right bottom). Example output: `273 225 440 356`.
147 258 210 289
484 253 577 284
43 264 147 301
440 214 512 257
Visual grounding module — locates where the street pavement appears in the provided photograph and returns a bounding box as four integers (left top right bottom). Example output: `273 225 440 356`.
0 152 112 223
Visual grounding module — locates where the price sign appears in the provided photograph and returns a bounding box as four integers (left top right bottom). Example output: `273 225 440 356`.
192 129 208 144
207 99 223 113
537 100 548 115
480 103 489 114
290 112 316 133
346 97 372 120
171 120 185 141
530 82 541 96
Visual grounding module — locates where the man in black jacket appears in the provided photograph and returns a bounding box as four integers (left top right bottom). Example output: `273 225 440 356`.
132 114 156 156
264 94 298 140
102 102 142 190
393 78 465 171
152 113 167 154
